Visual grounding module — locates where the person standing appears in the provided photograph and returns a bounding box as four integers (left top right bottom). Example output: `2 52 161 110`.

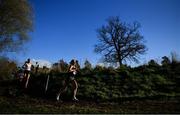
35 62 39 74
56 59 79 101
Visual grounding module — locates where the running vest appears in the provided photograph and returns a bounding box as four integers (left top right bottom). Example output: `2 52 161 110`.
25 63 32 71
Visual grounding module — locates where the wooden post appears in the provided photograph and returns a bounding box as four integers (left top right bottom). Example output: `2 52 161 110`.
45 74 50 93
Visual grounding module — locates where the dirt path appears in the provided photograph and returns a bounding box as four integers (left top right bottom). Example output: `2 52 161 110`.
0 95 180 113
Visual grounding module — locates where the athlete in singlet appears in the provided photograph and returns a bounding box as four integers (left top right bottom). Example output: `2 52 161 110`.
22 58 32 88
56 59 79 101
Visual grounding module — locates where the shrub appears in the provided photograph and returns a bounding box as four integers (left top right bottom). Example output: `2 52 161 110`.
0 57 17 80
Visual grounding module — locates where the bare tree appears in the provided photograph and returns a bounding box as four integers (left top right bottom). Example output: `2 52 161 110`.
94 16 147 66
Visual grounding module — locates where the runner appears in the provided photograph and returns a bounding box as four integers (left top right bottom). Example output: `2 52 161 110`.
56 59 79 102
22 58 32 88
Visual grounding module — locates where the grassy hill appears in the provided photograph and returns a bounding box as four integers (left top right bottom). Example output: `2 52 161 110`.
0 57 180 113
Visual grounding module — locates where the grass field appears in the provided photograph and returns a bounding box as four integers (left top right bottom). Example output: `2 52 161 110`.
0 95 179 114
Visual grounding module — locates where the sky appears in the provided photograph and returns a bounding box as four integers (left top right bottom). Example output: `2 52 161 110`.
14 0 180 67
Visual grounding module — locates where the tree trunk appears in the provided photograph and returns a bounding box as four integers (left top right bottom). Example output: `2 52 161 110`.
119 59 123 67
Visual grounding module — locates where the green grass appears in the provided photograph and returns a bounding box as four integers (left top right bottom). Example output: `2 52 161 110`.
0 95 180 114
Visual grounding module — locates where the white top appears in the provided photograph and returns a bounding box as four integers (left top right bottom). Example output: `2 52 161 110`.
25 63 32 71
70 65 77 75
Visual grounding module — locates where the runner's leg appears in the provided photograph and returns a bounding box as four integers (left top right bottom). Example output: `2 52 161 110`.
25 73 30 88
72 79 78 100
56 80 68 101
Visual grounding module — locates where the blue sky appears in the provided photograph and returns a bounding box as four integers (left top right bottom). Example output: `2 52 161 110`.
15 0 180 66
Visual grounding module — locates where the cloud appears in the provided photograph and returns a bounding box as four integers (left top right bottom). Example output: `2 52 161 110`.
32 59 52 68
